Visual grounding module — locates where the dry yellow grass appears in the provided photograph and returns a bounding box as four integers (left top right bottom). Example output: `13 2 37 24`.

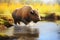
0 3 60 17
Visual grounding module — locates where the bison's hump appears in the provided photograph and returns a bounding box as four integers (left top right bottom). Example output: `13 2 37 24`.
16 6 32 18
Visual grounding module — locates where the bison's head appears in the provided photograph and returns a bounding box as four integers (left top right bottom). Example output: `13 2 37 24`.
29 10 41 23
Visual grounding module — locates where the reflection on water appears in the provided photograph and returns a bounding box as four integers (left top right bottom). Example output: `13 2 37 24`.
58 24 60 40
34 22 59 40
0 21 60 40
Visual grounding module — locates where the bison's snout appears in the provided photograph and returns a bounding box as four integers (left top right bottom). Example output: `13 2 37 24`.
37 16 41 21
39 17 41 21
33 17 41 23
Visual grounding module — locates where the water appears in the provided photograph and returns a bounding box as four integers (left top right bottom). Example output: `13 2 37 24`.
34 22 59 40
1 21 59 40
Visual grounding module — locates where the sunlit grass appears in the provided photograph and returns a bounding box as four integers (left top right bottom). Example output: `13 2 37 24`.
0 3 60 20
0 3 60 16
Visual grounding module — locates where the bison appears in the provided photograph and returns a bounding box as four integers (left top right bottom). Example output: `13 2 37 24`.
12 6 41 25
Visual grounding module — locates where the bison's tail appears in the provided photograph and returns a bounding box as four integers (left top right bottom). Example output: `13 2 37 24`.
12 9 17 18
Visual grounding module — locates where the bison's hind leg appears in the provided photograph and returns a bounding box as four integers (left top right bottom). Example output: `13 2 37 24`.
18 21 20 25
14 20 20 25
14 19 18 25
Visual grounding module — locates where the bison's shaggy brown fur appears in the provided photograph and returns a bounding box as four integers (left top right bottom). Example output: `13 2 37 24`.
12 6 40 25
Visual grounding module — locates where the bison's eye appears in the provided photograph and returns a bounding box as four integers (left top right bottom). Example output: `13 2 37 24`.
30 11 36 15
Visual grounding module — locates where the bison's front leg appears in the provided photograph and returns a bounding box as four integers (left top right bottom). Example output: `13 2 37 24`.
21 19 28 25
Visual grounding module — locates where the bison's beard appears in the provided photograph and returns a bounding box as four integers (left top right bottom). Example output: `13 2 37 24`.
33 20 40 23
33 21 38 23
